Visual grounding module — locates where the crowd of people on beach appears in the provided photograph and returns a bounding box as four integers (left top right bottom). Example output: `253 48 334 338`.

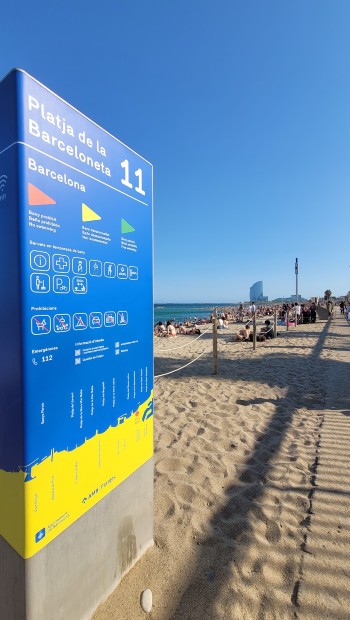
154 298 350 338
154 320 204 337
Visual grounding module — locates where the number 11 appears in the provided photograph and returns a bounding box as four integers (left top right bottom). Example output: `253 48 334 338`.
121 160 146 196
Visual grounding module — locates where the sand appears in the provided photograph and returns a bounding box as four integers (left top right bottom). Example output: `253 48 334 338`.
92 312 350 620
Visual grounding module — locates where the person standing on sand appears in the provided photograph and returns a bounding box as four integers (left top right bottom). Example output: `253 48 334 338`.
326 299 334 318
345 303 350 321
310 302 317 323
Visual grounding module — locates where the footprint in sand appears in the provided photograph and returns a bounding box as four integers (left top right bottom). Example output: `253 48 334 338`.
205 394 217 403
282 558 297 587
157 495 176 519
295 495 308 511
273 497 282 517
251 504 267 524
266 520 281 543
252 559 263 575
165 503 176 517
228 442 238 451
202 382 212 390
156 457 187 474
222 519 248 542
239 469 258 484
177 484 196 503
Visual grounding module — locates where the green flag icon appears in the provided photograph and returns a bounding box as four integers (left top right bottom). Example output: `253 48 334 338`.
121 218 135 234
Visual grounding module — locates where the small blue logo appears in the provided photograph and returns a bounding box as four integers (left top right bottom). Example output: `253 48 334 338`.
35 528 46 543
0 174 8 192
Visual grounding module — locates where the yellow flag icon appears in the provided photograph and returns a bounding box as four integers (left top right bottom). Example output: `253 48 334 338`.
82 203 101 222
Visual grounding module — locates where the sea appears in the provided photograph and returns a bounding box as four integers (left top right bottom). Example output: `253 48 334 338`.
154 303 236 325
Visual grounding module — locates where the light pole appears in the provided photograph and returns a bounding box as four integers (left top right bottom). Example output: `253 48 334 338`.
295 258 299 302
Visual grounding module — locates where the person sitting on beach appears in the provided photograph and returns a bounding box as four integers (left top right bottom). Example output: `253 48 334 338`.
166 320 177 337
218 317 229 329
187 325 201 335
154 321 166 336
260 319 274 339
179 324 189 334
230 324 251 342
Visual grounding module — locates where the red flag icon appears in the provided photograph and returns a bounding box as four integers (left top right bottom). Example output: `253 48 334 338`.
28 183 56 206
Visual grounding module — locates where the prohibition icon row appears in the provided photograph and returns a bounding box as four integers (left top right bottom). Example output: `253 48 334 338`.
31 310 128 335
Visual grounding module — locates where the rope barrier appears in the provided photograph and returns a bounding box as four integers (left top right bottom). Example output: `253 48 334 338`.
154 348 210 378
156 325 212 352
155 308 288 380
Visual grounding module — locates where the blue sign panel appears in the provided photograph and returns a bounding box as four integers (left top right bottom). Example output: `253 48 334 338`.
0 69 153 558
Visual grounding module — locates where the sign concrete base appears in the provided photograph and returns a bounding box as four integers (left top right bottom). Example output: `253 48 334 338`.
0 458 153 620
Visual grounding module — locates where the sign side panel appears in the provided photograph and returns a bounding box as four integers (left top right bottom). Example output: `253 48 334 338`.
0 71 25 556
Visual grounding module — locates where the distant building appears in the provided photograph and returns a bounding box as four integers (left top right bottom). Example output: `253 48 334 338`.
250 281 268 303
272 296 307 303
290 294 303 301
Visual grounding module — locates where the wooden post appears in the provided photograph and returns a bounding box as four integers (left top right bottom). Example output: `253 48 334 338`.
213 316 218 375
274 309 277 338
286 309 289 331
253 313 256 351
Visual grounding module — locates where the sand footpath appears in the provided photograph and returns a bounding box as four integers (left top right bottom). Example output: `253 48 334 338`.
93 313 350 620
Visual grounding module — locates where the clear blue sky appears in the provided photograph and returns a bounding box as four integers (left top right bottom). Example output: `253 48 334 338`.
1 1 350 302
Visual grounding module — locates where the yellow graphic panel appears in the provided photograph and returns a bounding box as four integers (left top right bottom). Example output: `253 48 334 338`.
0 394 153 559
